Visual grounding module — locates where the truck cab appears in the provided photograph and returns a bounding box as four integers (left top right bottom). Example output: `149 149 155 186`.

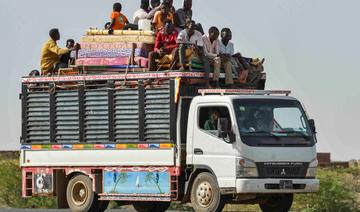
182 90 319 211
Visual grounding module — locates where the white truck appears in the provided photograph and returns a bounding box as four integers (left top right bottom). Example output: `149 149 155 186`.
20 72 319 212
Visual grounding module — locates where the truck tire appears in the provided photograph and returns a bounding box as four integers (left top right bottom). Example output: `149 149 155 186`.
133 202 156 212
66 174 98 212
97 199 109 212
153 201 171 212
190 172 224 212
133 201 170 212
259 194 293 212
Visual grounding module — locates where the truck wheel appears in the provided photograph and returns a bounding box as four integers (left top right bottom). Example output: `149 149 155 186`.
190 172 224 212
133 202 156 212
259 194 293 212
66 174 97 212
97 200 109 212
153 201 171 212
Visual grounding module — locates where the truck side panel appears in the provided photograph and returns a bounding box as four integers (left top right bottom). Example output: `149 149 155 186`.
22 82 174 144
20 147 175 167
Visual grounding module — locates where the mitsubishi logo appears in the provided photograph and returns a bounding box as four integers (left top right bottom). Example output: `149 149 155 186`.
280 168 286 176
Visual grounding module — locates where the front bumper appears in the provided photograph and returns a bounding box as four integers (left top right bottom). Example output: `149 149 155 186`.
235 178 319 193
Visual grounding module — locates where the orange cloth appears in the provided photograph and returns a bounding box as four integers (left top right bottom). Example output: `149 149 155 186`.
152 11 174 31
111 12 128 30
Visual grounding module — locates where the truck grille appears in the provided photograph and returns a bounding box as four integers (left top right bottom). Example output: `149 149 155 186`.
256 162 309 178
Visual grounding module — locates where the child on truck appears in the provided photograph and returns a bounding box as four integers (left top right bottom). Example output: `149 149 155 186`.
107 2 129 30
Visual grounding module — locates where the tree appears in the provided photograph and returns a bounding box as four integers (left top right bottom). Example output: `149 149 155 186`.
111 172 128 193
145 172 163 194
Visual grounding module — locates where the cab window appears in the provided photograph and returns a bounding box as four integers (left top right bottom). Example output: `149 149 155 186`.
198 106 231 137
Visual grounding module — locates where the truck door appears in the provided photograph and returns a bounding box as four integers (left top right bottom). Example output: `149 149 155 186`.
192 105 237 188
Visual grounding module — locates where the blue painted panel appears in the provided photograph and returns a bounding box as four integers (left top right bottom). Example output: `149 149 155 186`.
104 171 170 195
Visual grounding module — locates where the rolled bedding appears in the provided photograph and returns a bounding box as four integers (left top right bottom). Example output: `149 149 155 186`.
86 29 155 36
81 35 155 44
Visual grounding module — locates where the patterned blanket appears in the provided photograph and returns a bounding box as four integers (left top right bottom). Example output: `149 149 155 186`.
80 42 154 51
76 57 149 68
78 48 149 58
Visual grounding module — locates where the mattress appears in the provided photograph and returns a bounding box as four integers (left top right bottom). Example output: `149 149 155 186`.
83 65 140 69
78 48 149 58
76 57 149 68
81 35 155 44
86 29 155 36
80 42 154 50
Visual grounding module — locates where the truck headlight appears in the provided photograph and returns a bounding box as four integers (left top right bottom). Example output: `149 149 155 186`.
236 158 258 178
306 158 318 178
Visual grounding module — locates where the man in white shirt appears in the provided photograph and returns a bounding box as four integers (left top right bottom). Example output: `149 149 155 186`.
133 0 165 25
203 27 233 87
133 0 150 25
177 20 211 87
219 28 250 83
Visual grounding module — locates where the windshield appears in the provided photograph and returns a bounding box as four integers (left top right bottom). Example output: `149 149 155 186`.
233 99 315 147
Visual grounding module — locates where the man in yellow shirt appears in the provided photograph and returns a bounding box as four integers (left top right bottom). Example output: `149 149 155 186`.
152 2 174 32
40 28 71 75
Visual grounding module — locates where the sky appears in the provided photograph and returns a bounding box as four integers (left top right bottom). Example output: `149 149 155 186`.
0 0 359 160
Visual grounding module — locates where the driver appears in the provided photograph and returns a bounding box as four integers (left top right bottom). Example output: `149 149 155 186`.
204 110 219 131
246 109 273 132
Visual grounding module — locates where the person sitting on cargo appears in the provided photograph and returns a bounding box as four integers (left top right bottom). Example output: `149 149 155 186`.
59 39 75 66
152 1 174 32
147 0 161 20
177 20 211 87
204 110 219 131
149 21 179 71
166 0 176 15
219 28 250 84
203 27 233 88
40 28 73 75
175 0 204 34
133 0 150 25
107 2 129 30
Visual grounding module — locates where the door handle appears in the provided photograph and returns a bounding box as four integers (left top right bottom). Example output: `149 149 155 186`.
194 148 203 155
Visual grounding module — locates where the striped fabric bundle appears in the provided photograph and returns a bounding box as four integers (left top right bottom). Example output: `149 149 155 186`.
78 48 149 58
76 57 149 68
86 29 155 36
80 42 154 51
81 35 155 44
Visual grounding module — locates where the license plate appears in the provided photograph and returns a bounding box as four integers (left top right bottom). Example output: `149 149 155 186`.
279 180 293 189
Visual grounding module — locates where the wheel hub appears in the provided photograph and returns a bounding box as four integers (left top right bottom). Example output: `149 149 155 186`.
196 181 213 207
72 181 88 206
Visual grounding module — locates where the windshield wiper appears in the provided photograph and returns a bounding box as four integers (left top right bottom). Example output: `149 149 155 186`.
275 131 311 140
245 131 280 140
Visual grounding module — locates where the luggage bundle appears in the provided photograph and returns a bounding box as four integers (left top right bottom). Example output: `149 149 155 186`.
77 29 155 70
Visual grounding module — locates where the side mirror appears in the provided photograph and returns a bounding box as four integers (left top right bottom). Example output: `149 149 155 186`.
309 119 316 134
217 118 235 143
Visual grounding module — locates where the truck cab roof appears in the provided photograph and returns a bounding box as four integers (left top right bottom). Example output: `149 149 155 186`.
192 89 297 104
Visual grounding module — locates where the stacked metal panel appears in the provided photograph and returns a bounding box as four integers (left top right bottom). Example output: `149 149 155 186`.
84 89 109 143
144 88 171 142
26 93 50 143
55 91 79 143
114 89 140 142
